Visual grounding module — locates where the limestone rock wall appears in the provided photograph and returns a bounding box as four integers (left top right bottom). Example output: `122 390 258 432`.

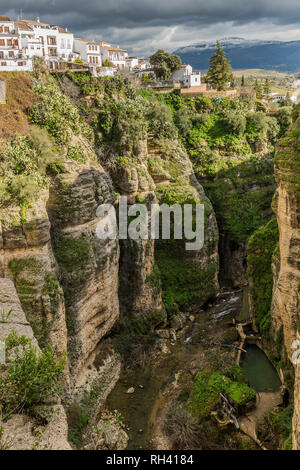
271 109 300 449
0 193 68 364
47 161 120 390
0 279 71 450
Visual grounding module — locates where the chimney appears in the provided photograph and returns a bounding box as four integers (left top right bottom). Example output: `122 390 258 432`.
36 17 40 23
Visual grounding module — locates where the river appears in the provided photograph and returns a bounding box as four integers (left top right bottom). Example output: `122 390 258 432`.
107 287 281 450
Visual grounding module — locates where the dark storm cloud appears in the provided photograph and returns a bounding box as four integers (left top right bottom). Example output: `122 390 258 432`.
2 0 300 29
1 1 300 54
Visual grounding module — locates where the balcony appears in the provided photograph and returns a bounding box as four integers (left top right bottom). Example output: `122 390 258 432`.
0 44 19 50
47 38 57 46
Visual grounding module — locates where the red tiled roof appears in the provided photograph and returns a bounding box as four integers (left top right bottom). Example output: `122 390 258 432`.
75 38 99 44
14 21 33 31
102 46 126 52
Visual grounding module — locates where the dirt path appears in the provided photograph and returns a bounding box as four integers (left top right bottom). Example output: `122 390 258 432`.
239 391 282 448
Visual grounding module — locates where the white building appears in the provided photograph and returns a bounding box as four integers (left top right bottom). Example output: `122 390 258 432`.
73 38 102 68
170 64 201 88
171 64 192 81
16 21 43 60
21 18 74 70
100 41 128 70
125 56 139 71
136 67 156 79
0 16 32 71
183 72 201 88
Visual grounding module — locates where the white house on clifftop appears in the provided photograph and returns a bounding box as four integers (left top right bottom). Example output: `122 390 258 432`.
0 16 32 71
171 64 201 88
74 38 102 66
99 41 128 70
21 18 74 69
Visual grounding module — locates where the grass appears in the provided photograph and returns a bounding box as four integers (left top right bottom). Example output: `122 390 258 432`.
0 72 36 139
189 369 256 421
247 218 279 337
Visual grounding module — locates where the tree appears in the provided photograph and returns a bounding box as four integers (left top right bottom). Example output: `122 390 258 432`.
221 112 246 136
149 49 182 80
254 79 263 99
285 91 291 105
264 78 271 95
206 41 234 91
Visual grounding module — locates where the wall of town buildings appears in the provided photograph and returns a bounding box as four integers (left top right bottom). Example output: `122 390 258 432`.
0 15 203 89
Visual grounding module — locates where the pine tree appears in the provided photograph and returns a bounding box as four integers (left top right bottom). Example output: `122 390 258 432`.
264 78 271 95
206 41 234 91
254 79 263 99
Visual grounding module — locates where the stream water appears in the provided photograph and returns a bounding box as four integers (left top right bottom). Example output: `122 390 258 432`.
240 344 281 393
107 287 281 449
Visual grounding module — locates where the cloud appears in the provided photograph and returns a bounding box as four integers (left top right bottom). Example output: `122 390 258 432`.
1 0 300 55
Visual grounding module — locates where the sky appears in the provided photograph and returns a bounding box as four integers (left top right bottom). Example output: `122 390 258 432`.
1 0 300 56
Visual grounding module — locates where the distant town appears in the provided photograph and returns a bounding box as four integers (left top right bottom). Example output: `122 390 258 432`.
1 15 300 103
0 15 205 90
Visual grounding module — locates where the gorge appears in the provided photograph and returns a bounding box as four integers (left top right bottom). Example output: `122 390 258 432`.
0 64 299 451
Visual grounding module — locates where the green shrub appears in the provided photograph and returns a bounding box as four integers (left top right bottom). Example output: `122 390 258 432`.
0 336 65 416
275 106 292 136
156 248 217 316
30 79 94 147
269 404 294 449
221 112 246 136
247 218 279 337
147 100 178 139
0 132 51 206
67 404 89 449
189 370 255 421
246 112 279 142
275 104 300 192
98 96 148 153
174 109 192 136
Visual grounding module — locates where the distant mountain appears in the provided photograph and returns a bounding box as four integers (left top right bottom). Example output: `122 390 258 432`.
173 37 300 73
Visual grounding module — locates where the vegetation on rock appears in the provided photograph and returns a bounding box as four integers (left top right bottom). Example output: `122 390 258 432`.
149 49 182 80
0 333 65 417
206 41 234 91
247 218 279 337
189 369 255 421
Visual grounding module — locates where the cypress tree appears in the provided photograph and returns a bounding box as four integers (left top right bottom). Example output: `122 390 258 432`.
264 78 271 95
206 41 234 91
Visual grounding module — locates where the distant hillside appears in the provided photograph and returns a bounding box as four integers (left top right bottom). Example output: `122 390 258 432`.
173 37 300 73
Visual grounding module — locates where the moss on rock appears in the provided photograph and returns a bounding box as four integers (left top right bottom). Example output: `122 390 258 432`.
247 218 279 337
189 369 256 421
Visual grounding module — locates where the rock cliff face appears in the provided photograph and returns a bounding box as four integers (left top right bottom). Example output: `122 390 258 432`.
0 279 70 450
0 72 220 448
47 160 120 391
100 136 219 319
0 156 121 396
271 107 300 449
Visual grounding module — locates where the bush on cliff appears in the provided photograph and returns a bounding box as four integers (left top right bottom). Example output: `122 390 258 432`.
247 218 279 337
0 127 56 206
189 370 255 421
0 333 65 416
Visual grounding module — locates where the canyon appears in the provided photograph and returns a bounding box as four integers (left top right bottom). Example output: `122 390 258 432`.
0 68 299 450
